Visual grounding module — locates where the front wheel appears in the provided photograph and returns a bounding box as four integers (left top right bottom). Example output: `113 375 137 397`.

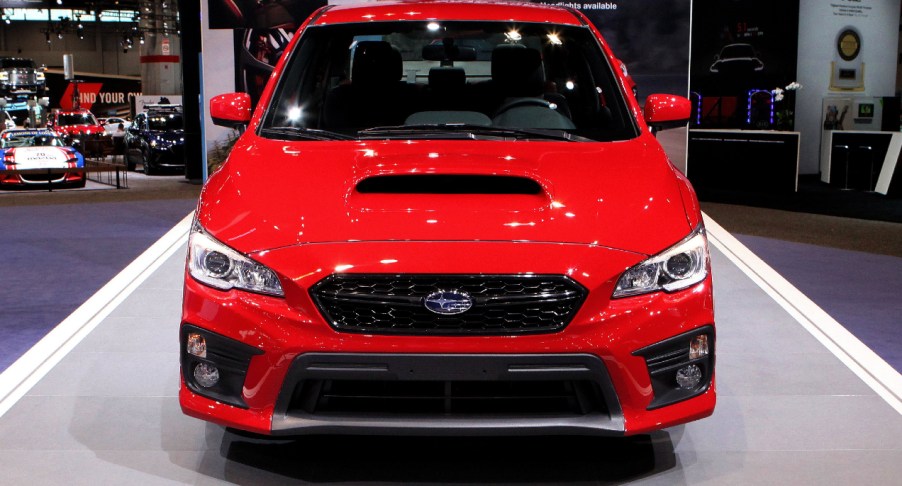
141 151 154 175
125 146 137 171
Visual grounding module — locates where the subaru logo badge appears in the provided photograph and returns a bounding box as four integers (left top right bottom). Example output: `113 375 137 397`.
424 290 473 315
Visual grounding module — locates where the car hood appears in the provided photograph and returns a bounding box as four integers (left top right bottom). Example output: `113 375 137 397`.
199 135 692 256
149 130 185 145
3 146 76 169
56 125 104 136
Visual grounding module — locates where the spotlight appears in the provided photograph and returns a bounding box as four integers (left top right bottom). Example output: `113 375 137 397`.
139 34 145 45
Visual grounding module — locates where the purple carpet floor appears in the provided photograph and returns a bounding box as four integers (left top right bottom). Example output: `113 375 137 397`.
735 234 902 372
0 199 196 371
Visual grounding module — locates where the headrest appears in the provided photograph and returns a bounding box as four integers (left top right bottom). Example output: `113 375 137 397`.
491 44 545 97
352 41 402 86
428 67 466 91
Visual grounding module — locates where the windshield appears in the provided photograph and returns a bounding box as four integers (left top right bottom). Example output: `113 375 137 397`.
720 45 755 59
148 113 184 130
261 21 637 142
58 113 98 126
1 134 63 148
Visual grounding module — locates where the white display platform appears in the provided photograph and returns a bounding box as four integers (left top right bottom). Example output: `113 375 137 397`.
0 218 899 484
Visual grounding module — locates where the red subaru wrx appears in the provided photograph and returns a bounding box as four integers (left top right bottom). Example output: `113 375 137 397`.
181 0 715 437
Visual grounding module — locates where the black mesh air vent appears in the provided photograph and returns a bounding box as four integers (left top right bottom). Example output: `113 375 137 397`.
310 274 587 335
355 175 543 194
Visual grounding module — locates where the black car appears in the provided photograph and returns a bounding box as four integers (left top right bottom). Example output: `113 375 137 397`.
124 105 186 174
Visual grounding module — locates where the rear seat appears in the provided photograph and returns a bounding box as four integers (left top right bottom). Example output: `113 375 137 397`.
323 41 417 129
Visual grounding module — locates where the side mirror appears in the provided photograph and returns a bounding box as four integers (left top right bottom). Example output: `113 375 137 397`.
644 94 691 132
211 92 252 130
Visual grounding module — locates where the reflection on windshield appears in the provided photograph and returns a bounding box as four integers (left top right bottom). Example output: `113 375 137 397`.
261 20 637 142
149 114 184 131
1 135 64 148
58 114 98 126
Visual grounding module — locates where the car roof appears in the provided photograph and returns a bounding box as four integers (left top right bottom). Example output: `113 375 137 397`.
145 104 182 112
314 0 583 26
56 109 93 115
1 129 55 136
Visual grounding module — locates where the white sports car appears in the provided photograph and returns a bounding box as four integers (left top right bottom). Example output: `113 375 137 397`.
0 129 86 188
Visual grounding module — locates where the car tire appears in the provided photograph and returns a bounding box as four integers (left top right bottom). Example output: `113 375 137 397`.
125 147 137 171
141 151 154 175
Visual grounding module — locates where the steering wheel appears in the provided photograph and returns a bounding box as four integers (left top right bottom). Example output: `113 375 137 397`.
493 97 554 118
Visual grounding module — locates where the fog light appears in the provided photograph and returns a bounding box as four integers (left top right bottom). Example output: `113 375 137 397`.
193 362 220 388
675 364 702 389
186 333 206 358
689 334 709 359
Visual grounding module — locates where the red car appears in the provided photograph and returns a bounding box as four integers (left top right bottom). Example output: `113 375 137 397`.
46 109 107 151
181 0 714 437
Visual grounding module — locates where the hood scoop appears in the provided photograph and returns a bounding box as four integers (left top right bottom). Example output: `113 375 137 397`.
356 174 543 195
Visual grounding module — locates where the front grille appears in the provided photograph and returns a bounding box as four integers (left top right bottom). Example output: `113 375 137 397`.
289 379 607 416
19 170 66 183
10 71 36 85
310 274 586 335
157 145 186 166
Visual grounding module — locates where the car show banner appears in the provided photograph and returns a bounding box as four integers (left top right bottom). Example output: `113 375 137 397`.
43 71 142 118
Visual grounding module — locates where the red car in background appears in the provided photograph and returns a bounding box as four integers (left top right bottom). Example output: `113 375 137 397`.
181 0 714 437
46 109 108 152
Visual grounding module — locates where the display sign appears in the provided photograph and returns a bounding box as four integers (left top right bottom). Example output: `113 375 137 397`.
830 27 865 91
689 0 800 129
43 71 141 117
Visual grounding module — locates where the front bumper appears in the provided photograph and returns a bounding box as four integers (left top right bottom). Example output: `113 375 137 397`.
0 169 85 186
179 241 716 436
148 146 186 170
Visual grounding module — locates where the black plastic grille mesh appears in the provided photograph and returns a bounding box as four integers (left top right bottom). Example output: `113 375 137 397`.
310 274 587 335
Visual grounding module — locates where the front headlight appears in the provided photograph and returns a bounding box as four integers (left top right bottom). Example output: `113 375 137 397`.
613 226 709 298
0 72 8 81
36 72 45 81
188 222 284 297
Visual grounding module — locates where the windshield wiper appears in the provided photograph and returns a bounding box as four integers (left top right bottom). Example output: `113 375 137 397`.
358 124 577 142
260 126 356 141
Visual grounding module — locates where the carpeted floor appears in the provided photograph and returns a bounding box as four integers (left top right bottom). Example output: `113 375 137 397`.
0 177 200 371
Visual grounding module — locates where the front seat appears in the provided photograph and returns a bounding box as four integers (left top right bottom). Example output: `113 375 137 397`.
323 41 414 129
490 44 574 129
